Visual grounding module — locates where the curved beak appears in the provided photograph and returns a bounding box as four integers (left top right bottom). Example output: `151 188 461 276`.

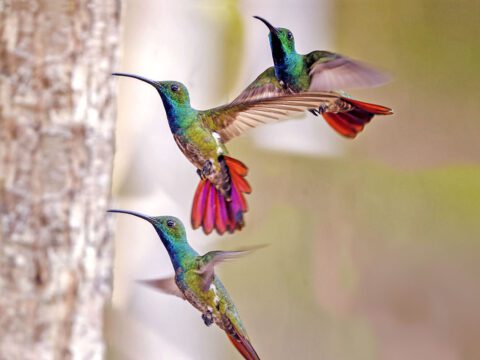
112 72 160 89
107 209 153 223
253 16 278 35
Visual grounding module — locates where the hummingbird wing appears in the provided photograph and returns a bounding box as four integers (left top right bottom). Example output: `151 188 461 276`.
307 50 391 91
220 62 392 140
195 245 266 291
200 91 341 142
230 67 288 104
137 277 186 299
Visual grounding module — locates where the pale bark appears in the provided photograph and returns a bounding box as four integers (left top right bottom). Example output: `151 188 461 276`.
0 1 120 359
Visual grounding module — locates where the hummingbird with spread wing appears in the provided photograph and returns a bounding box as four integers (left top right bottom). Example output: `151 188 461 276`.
108 209 262 360
233 16 393 138
113 73 383 235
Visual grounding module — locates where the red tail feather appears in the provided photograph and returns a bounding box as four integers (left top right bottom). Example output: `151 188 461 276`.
322 98 393 138
226 332 260 360
191 180 208 229
225 156 248 176
191 156 251 235
346 98 393 115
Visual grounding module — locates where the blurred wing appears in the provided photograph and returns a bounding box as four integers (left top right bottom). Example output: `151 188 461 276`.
231 67 288 104
307 51 391 91
196 245 266 291
137 277 185 299
201 92 340 142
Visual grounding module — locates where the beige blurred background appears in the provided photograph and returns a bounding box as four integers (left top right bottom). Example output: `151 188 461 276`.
107 0 480 359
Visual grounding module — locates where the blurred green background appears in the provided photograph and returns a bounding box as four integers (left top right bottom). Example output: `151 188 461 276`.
107 0 480 359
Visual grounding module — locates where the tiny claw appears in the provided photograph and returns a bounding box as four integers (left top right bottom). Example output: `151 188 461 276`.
196 162 212 180
195 161 214 181
318 104 328 114
202 161 213 177
202 311 214 326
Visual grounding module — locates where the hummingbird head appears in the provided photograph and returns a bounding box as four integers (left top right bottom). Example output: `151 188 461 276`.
107 209 187 247
112 73 191 108
112 73 193 131
253 16 296 65
155 81 191 109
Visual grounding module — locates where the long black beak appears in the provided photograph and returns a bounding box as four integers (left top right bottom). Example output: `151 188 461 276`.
253 16 278 34
112 72 159 89
107 209 153 223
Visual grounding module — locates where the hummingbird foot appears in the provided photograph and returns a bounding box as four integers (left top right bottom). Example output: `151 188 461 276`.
202 161 213 177
318 103 328 114
309 104 328 117
197 161 214 180
196 168 204 179
202 310 214 326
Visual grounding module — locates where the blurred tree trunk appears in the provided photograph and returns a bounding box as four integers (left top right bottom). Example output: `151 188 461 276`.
0 1 121 358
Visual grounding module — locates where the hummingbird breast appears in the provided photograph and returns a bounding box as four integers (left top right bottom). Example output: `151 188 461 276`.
173 127 231 196
275 54 310 92
179 274 230 329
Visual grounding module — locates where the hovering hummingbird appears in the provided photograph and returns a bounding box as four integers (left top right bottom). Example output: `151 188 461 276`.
113 73 381 235
108 209 262 360
232 16 393 138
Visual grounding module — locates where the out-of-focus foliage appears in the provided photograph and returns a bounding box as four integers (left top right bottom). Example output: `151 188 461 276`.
335 0 480 168
197 0 244 98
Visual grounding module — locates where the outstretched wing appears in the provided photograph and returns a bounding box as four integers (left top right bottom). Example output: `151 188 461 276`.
306 50 391 91
200 91 341 142
195 245 266 291
137 277 186 299
232 53 390 105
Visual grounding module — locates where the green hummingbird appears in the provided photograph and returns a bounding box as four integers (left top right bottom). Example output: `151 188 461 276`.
233 16 393 138
108 209 262 360
113 73 368 235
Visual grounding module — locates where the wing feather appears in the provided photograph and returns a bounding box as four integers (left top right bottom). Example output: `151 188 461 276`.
231 67 287 104
137 277 186 299
307 51 391 91
195 245 266 291
201 92 341 142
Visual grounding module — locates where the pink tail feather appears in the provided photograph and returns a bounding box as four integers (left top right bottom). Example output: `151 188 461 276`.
191 157 251 235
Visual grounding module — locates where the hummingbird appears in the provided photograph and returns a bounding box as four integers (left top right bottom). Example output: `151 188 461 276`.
113 73 379 235
233 16 393 138
108 209 262 360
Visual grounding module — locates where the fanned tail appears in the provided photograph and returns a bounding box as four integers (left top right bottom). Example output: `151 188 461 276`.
322 98 393 138
191 156 251 235
226 330 260 360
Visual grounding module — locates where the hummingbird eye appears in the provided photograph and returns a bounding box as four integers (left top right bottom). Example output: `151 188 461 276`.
166 219 176 228
287 31 293 40
171 84 179 92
